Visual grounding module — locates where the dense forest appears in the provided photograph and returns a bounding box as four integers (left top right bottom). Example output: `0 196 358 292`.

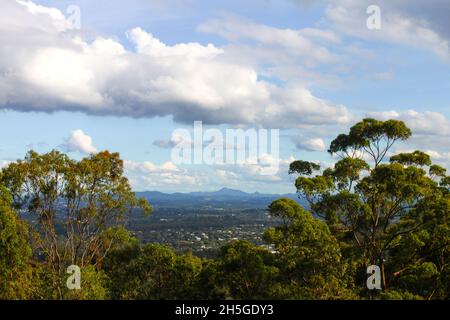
0 118 449 300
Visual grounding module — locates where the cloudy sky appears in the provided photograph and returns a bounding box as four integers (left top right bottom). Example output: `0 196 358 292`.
0 0 449 193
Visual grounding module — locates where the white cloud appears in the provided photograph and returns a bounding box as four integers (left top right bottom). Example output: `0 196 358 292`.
367 110 450 136
128 27 223 58
0 160 12 169
324 0 450 61
61 129 98 154
425 150 450 161
362 110 450 169
0 1 352 129
295 138 327 152
198 13 339 65
197 13 363 91
124 155 297 193
124 160 205 191
125 160 179 174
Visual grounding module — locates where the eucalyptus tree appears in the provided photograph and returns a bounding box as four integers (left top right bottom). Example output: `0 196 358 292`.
1 150 151 296
0 182 33 299
264 198 357 299
291 118 449 296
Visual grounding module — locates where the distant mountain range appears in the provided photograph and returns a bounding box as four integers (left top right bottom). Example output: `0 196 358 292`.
136 188 303 209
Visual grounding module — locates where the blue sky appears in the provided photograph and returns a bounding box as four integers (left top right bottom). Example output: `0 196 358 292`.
0 0 449 193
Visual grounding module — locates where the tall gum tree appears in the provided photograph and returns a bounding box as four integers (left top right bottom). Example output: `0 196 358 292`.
1 150 152 297
290 118 449 294
0 182 33 299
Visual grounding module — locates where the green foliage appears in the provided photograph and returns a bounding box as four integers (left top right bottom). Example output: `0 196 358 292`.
289 160 321 176
378 289 424 300
295 175 334 205
64 265 109 300
0 116 448 300
390 150 432 167
430 165 447 179
30 264 109 300
1 151 151 298
292 118 449 298
264 199 356 299
216 241 280 299
386 195 450 299
0 150 152 297
0 184 33 299
329 118 412 166
331 158 370 191
104 243 204 299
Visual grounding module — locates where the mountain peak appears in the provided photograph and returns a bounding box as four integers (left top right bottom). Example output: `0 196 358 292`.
215 187 247 196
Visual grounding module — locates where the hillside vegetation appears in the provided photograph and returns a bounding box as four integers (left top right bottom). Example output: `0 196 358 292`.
0 119 448 300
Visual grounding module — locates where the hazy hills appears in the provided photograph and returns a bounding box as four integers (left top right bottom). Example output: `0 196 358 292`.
136 187 303 209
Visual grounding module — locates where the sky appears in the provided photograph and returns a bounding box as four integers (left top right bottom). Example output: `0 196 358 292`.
0 0 449 193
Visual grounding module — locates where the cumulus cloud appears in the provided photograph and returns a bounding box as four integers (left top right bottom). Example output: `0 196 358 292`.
362 110 450 169
124 160 207 191
123 160 190 192
61 129 97 154
0 1 352 129
323 0 450 61
214 154 295 182
0 160 12 169
198 13 340 66
367 110 450 136
197 13 359 90
425 150 450 162
124 155 297 193
294 137 327 152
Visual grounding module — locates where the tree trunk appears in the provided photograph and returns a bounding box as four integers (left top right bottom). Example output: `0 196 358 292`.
380 258 387 290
